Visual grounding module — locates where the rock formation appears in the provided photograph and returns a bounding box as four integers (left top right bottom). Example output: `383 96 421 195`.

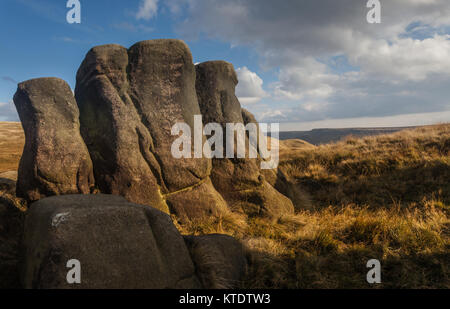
195 61 294 217
12 40 295 220
13 78 94 202
75 40 227 220
3 38 307 289
21 195 246 289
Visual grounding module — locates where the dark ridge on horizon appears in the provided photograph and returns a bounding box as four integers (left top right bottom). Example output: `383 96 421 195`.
278 126 421 145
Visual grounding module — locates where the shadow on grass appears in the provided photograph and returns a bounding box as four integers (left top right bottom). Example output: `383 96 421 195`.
0 196 24 289
242 242 449 289
294 162 450 211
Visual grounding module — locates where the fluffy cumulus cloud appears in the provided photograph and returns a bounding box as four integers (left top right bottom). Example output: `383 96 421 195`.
236 67 267 105
272 58 337 102
0 101 19 122
166 0 450 124
136 0 159 20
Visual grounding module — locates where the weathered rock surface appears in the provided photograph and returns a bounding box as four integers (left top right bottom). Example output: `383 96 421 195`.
184 234 247 289
21 194 201 289
195 61 294 217
75 40 226 220
13 78 95 202
0 197 24 289
165 178 228 222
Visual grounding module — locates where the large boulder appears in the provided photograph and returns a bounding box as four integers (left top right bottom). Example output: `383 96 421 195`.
21 194 201 289
195 61 294 217
184 234 247 289
75 40 226 220
13 78 95 202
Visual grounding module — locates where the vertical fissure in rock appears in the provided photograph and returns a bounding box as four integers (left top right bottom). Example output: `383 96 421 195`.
135 125 167 192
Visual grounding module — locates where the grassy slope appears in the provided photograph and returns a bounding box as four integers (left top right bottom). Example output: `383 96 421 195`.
0 122 24 173
1 122 449 288
177 124 450 288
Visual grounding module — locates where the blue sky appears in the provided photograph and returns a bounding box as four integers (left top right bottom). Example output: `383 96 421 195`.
0 1 259 100
1 0 450 130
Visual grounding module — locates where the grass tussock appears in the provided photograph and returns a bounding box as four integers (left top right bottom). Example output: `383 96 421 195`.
178 124 450 288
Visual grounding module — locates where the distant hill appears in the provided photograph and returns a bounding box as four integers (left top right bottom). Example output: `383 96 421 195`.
278 126 417 145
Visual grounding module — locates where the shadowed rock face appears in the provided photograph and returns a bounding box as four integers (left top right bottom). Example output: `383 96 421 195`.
21 195 201 289
20 194 248 289
13 78 94 202
75 40 226 219
195 61 294 217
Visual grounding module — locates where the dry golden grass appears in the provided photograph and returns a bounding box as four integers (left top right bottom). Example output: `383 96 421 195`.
178 124 450 289
0 122 24 173
279 124 450 210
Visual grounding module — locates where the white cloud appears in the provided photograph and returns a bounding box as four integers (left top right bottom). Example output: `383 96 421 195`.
279 110 450 131
236 66 267 105
136 0 159 20
349 35 450 82
272 58 338 102
258 109 287 122
168 0 450 124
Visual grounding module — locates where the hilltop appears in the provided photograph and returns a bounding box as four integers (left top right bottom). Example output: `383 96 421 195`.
279 126 418 145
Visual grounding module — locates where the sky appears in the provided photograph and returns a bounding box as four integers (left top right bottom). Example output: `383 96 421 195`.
1 0 450 130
